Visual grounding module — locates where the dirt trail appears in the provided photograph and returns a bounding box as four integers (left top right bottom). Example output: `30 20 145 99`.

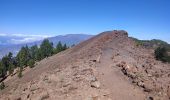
96 48 146 100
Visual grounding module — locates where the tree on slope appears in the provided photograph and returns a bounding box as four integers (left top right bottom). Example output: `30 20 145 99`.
40 39 53 58
0 61 6 78
17 46 31 67
63 43 68 50
29 45 39 61
54 41 63 54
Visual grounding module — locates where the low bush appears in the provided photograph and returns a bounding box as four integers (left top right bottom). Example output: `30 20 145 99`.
0 82 5 90
155 46 170 63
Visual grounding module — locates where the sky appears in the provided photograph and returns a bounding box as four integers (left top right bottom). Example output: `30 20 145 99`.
0 0 170 43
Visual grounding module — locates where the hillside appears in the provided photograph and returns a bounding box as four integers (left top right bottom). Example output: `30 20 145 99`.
132 37 170 50
0 30 170 100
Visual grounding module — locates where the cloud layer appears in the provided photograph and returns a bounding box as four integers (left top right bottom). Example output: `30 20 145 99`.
0 33 53 44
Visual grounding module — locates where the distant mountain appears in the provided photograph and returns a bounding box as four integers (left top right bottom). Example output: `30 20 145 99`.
30 34 93 46
0 34 93 58
48 34 94 46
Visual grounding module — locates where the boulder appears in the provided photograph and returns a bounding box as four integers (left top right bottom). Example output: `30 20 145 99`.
125 64 138 74
91 81 100 89
30 85 38 91
143 81 154 92
121 64 138 79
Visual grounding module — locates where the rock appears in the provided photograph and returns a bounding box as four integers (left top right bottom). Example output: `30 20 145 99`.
88 75 97 82
168 74 170 77
91 60 97 62
125 64 138 74
30 85 38 91
154 83 162 92
43 75 48 81
121 63 138 79
68 85 78 91
147 96 154 100
117 62 138 75
92 96 100 100
38 92 49 100
137 81 144 88
91 81 100 89
116 61 126 67
167 86 170 99
27 94 30 99
15 97 21 100
62 83 71 87
143 81 154 92
96 55 101 63
81 68 93 75
147 74 152 77
85 97 93 100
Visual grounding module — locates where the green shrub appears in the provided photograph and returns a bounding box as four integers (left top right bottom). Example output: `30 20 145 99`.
0 82 5 90
28 59 35 68
154 46 170 63
133 39 144 47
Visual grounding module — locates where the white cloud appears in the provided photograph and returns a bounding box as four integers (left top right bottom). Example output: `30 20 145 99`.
0 33 8 36
11 34 51 38
10 37 42 44
0 33 53 38
168 40 170 44
0 33 54 44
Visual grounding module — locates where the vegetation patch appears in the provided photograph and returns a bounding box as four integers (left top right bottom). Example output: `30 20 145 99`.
154 46 170 63
0 82 5 90
132 37 170 63
0 39 69 86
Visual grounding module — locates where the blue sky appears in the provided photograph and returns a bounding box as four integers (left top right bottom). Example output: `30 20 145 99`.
0 0 170 43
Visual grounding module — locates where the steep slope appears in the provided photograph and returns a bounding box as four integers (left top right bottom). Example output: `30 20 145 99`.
0 30 170 100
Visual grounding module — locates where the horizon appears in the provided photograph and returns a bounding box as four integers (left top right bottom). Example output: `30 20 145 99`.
0 0 170 43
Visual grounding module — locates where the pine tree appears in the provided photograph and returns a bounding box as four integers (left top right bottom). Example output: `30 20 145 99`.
28 59 35 68
55 41 63 53
17 46 31 67
0 61 5 78
1 55 9 76
63 43 68 50
25 45 31 65
8 62 14 75
40 39 53 58
36 49 43 61
71 44 75 47
7 52 14 75
30 45 39 61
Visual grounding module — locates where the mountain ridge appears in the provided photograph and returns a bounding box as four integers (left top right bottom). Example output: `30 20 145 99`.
1 30 170 100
